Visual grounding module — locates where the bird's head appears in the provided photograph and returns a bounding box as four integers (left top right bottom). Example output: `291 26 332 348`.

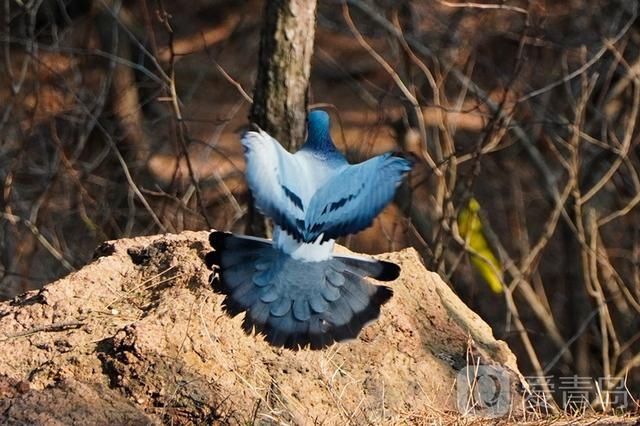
304 109 336 154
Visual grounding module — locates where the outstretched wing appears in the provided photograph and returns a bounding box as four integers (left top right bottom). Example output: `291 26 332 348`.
303 153 412 241
241 129 309 240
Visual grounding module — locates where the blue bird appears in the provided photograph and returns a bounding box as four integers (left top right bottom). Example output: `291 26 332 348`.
205 110 413 349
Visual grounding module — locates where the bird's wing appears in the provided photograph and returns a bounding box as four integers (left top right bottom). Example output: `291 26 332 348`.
303 153 412 241
241 129 309 240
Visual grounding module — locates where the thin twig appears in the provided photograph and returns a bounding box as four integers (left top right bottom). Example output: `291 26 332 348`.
342 3 441 176
1 213 74 271
0 321 84 342
435 0 528 15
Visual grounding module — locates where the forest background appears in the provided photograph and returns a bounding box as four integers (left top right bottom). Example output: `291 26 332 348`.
0 0 639 415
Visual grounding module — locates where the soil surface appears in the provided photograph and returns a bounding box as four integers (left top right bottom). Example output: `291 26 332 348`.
0 231 525 424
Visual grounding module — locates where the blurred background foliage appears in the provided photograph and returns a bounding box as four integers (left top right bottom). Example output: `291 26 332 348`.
0 0 639 412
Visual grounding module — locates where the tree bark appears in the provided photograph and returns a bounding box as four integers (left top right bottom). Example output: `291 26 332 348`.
246 0 318 236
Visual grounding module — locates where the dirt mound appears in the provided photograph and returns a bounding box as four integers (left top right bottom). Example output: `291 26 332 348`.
0 231 525 424
0 375 157 425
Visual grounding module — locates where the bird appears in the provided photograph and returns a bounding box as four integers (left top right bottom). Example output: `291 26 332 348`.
205 110 413 350
457 197 504 294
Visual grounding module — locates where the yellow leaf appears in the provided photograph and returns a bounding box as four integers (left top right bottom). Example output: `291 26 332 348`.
457 198 503 294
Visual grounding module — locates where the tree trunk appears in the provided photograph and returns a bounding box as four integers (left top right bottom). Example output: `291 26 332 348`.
246 0 318 236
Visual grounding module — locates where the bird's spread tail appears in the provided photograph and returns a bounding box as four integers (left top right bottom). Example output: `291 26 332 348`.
204 231 397 350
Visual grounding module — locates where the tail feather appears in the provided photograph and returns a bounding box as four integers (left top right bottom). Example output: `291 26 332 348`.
220 263 254 291
309 294 330 314
308 317 331 350
292 298 311 321
340 279 370 314
259 285 279 303
210 231 271 250
328 292 355 327
231 279 261 311
244 300 271 333
321 282 341 302
206 231 398 350
270 296 292 317
204 251 220 270
287 317 311 349
266 315 291 347
334 255 400 282
326 269 345 286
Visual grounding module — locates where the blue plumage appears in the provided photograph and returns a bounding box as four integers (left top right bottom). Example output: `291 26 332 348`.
205 109 411 350
241 110 412 245
300 110 345 158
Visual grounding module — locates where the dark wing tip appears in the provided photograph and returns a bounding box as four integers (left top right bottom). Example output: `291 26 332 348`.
390 150 417 170
373 285 394 305
209 231 231 250
204 251 220 269
374 261 401 282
